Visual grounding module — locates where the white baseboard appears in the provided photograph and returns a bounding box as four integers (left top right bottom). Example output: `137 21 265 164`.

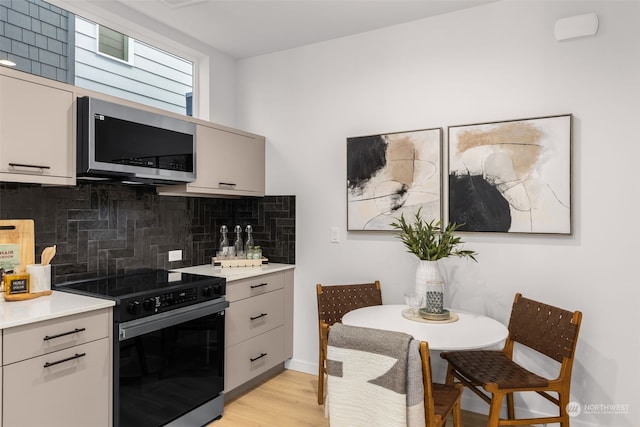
285 357 316 375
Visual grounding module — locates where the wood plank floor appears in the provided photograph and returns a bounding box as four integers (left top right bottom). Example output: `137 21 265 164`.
210 369 494 427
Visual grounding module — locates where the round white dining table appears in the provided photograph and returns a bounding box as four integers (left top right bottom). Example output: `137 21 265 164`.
342 304 508 351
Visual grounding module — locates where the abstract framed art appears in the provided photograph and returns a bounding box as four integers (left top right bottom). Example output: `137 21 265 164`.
448 114 572 234
347 128 442 231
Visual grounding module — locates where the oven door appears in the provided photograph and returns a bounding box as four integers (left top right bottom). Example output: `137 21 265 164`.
117 298 228 427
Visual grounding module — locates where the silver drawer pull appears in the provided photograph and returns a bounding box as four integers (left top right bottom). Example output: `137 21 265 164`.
44 352 86 368
250 313 268 321
250 352 267 362
250 283 268 289
43 327 86 341
8 162 51 170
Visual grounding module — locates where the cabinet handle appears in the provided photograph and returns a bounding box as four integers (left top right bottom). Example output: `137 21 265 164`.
8 163 51 170
250 352 267 362
43 327 86 341
219 182 237 187
250 283 268 289
44 352 86 368
250 313 268 321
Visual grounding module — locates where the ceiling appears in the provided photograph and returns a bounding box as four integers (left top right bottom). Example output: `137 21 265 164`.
92 0 496 59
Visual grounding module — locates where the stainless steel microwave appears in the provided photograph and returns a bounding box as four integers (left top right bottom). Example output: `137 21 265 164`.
77 96 196 184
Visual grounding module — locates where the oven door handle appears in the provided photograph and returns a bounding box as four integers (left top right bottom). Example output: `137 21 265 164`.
119 298 229 341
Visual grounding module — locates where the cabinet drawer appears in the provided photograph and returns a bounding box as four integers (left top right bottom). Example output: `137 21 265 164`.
226 272 285 302
226 289 284 347
3 308 110 365
225 326 285 392
3 338 110 427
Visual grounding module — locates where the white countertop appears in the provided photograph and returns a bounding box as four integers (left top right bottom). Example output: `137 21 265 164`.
173 262 295 282
0 291 115 330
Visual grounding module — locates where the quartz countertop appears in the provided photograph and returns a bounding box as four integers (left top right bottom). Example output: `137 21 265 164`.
0 291 115 330
173 262 294 282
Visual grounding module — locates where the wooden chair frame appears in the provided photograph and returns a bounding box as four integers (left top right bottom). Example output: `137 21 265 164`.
441 293 582 427
420 341 463 427
316 281 382 404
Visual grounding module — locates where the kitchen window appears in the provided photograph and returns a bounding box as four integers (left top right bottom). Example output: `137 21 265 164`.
97 25 133 64
0 0 195 117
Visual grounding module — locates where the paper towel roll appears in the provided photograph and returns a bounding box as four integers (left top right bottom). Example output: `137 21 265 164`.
26 264 51 293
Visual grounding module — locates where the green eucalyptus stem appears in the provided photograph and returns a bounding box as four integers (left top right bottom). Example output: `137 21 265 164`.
390 208 477 261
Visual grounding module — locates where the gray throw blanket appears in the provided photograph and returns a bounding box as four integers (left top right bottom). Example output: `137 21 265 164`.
326 323 425 427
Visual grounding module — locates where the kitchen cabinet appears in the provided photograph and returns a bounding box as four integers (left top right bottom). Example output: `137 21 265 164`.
224 268 294 393
1 307 111 427
157 123 265 198
0 69 75 186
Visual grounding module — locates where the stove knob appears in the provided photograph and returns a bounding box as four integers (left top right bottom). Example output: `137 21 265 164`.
202 286 212 297
143 298 155 311
127 300 141 315
213 283 223 295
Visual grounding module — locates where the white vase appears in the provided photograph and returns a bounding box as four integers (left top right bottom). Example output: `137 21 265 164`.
415 260 445 309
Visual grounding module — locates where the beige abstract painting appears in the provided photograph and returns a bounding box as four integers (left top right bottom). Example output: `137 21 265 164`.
448 115 572 234
347 128 442 231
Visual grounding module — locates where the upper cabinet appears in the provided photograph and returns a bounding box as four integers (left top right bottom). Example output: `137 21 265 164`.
0 70 75 186
158 123 265 198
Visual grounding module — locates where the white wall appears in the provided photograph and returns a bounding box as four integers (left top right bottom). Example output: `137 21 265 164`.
237 1 639 426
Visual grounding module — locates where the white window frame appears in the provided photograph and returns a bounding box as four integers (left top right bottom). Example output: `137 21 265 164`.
96 24 135 65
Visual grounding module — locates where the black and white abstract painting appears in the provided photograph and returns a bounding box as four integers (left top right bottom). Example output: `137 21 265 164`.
448 114 572 234
347 128 442 231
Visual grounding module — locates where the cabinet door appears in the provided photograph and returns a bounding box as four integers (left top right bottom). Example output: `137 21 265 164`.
3 338 110 427
188 124 265 196
0 75 74 185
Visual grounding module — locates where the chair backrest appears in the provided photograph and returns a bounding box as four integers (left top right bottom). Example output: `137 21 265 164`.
316 281 382 326
507 293 582 363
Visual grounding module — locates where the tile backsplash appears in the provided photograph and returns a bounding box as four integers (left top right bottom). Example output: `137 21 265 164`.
0 183 295 283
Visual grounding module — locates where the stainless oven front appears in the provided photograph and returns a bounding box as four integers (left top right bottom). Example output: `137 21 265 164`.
116 298 228 427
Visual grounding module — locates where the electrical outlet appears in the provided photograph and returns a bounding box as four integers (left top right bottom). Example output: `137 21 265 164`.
168 250 182 262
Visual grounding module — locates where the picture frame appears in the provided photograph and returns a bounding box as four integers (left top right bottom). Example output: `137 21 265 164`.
448 114 572 234
347 127 442 231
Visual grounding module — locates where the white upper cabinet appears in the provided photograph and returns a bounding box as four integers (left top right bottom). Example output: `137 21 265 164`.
0 70 75 186
158 123 265 198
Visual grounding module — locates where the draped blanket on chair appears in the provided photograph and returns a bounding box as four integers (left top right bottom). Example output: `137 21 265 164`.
326 323 425 427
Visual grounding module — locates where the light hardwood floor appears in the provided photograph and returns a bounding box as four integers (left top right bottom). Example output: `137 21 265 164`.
210 369 493 427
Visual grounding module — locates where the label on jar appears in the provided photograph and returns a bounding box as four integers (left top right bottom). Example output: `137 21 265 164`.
8 277 29 294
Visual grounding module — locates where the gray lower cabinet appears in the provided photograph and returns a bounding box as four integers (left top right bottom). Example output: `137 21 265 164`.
224 269 294 393
1 308 112 427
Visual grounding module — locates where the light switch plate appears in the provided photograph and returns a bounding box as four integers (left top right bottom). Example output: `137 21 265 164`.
330 227 339 243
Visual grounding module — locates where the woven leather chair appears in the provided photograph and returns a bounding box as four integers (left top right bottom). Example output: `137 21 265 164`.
440 293 582 427
316 281 382 404
420 341 464 427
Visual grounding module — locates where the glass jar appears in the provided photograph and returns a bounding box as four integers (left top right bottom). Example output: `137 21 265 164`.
424 280 444 314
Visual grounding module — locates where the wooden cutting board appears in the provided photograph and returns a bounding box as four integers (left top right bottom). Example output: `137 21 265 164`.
0 219 35 272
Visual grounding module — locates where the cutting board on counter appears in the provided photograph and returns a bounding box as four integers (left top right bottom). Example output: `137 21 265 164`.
0 219 35 271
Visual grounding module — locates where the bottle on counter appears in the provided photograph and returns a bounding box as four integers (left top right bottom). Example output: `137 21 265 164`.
218 225 230 257
233 225 244 257
244 225 254 258
3 269 30 295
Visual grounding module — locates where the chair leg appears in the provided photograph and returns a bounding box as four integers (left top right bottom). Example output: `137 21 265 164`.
445 363 456 385
558 390 570 427
506 392 515 419
317 349 325 404
452 399 462 427
487 393 504 427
